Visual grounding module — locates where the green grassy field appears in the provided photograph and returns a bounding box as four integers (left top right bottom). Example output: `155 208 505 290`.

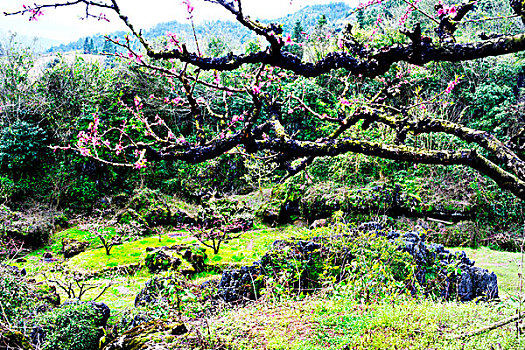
11 225 525 349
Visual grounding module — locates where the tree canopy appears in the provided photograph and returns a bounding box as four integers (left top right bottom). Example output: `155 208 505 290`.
5 0 525 199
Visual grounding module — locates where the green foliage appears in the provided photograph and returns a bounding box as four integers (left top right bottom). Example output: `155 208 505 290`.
0 176 14 203
0 121 48 176
34 303 103 350
144 250 182 273
0 266 36 326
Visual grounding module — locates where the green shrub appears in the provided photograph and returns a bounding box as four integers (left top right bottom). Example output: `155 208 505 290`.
34 303 105 350
0 266 36 326
0 121 48 176
0 176 14 203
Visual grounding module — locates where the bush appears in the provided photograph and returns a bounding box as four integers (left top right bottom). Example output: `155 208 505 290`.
0 121 48 177
33 302 107 350
0 265 36 327
0 176 14 204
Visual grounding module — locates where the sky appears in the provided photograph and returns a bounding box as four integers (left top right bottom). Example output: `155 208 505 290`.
0 0 359 43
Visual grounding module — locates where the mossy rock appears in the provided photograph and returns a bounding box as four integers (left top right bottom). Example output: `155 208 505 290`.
129 188 172 226
134 274 187 307
144 250 181 274
61 238 89 259
171 244 207 273
34 283 60 307
0 325 34 350
117 189 195 229
115 209 152 236
103 320 187 350
0 205 54 247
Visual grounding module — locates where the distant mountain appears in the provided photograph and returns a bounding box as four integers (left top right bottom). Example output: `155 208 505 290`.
277 2 352 33
0 30 60 53
47 2 352 54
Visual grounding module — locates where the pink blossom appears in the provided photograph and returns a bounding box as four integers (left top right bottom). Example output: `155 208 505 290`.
284 33 293 45
134 96 142 109
167 131 175 139
337 38 344 50
340 98 352 107
196 97 205 104
134 158 147 169
444 76 460 94
182 0 194 18
149 94 155 99
232 115 245 123
93 116 100 128
115 144 123 155
253 84 262 94
176 136 186 143
437 3 457 18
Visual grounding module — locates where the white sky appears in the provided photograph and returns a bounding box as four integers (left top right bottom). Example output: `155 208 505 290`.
0 0 359 43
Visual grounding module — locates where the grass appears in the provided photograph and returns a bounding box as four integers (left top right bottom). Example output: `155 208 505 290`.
209 290 522 349
66 235 190 271
13 224 301 311
12 222 525 341
64 225 295 272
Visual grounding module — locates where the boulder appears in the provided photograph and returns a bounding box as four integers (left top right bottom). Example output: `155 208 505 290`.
172 245 207 273
144 250 181 274
135 275 186 307
0 325 34 350
61 238 89 259
103 320 187 350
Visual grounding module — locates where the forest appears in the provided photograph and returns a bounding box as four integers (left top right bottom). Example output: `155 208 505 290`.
1 0 525 349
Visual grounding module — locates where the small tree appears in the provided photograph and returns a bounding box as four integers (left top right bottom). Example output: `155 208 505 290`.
44 268 111 301
188 224 241 255
81 214 142 255
188 202 253 254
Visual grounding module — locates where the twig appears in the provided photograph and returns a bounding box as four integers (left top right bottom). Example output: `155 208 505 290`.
448 314 525 339
93 283 112 301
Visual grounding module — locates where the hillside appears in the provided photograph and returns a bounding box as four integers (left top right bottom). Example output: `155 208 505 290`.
46 2 352 54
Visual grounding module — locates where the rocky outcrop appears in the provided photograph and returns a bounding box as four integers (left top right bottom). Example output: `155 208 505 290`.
135 275 187 307
171 245 207 273
387 229 498 300
103 320 187 350
61 238 89 259
217 265 265 303
117 188 196 230
144 249 181 274
0 206 61 248
214 224 498 303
